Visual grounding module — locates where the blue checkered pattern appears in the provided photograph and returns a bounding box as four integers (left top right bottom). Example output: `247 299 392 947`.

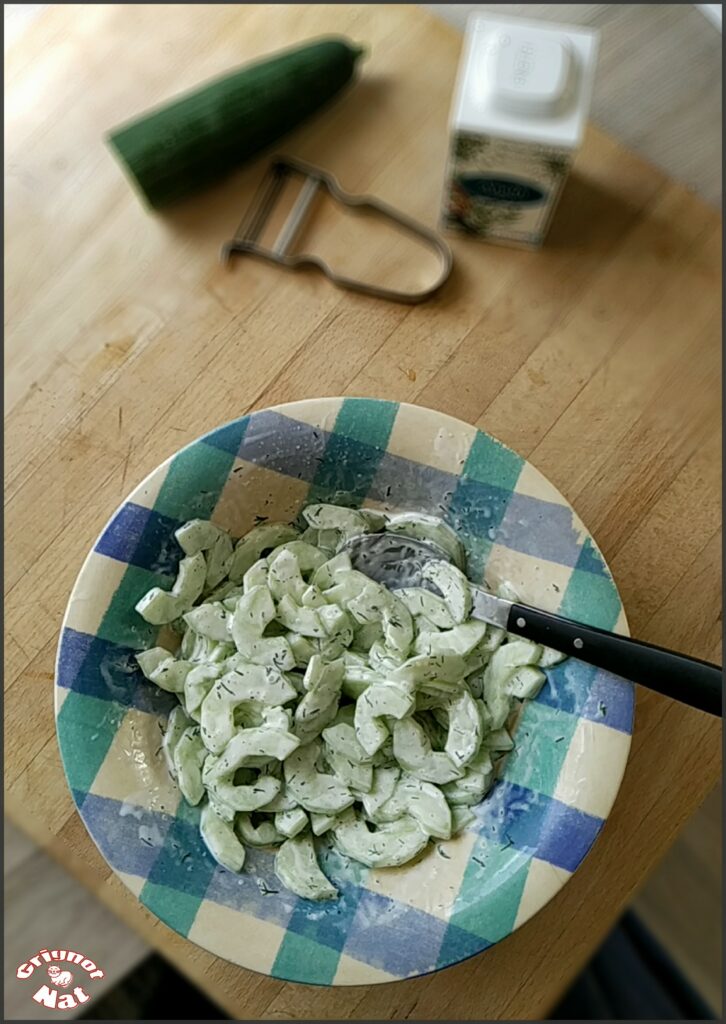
55 398 634 985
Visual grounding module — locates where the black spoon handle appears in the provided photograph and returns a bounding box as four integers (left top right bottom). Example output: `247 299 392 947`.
506 603 722 717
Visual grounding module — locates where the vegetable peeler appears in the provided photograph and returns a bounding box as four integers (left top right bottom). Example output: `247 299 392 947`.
221 156 453 303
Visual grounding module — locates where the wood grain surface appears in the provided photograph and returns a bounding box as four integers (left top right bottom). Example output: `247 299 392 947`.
5 5 722 1020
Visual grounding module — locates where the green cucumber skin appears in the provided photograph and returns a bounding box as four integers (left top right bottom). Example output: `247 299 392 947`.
108 37 364 209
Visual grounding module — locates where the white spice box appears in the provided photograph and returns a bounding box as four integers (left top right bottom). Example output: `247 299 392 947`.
442 13 599 248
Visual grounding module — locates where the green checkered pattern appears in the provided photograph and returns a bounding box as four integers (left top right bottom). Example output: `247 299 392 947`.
55 398 633 985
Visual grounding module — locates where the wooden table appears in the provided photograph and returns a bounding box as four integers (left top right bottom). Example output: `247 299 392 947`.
5 4 721 1019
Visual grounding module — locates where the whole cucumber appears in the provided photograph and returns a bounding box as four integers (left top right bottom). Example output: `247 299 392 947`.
107 36 364 208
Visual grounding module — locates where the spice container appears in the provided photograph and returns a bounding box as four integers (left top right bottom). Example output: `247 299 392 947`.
442 13 599 248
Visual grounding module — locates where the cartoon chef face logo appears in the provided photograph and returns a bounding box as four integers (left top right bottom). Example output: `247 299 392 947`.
47 966 74 988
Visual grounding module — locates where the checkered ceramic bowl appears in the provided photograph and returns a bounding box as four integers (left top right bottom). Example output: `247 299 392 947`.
55 398 634 985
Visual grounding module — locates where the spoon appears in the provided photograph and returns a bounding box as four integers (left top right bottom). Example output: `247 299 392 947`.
344 532 722 717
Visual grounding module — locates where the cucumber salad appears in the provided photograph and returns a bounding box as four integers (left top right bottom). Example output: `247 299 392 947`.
134 504 563 900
